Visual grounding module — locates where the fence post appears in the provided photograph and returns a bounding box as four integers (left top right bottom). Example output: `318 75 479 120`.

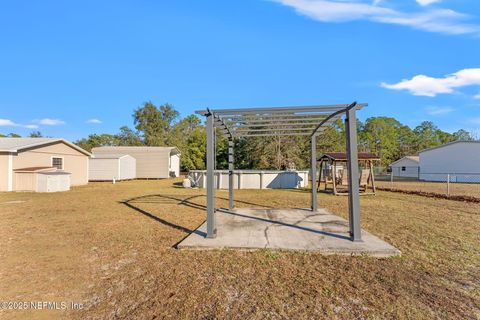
446 174 450 197
390 171 394 189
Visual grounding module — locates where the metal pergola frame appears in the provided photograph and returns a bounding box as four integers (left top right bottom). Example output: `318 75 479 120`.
195 101 367 242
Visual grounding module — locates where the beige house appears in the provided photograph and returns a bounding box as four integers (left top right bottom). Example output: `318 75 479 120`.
92 146 180 179
0 138 90 192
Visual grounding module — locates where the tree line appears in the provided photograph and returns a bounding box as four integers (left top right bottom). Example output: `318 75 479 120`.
74 102 476 170
2 102 476 170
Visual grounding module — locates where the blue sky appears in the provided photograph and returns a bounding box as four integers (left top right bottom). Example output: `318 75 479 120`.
1 0 480 140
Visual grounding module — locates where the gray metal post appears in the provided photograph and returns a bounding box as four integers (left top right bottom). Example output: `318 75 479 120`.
311 134 318 211
345 108 361 242
206 113 216 238
228 139 234 210
446 174 450 197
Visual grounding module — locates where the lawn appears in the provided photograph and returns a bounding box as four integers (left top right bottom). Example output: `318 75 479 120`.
0 179 479 319
376 179 480 199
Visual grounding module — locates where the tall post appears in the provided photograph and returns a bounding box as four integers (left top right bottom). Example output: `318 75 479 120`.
206 113 217 238
446 174 450 197
228 138 234 210
311 134 317 211
345 107 361 242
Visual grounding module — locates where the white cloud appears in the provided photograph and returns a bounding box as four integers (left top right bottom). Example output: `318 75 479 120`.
36 118 66 126
274 0 479 35
86 118 102 124
0 119 40 129
0 119 18 126
474 93 480 100
381 68 480 97
416 0 440 6
425 106 454 115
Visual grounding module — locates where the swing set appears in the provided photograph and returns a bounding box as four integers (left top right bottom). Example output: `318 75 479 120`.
317 152 379 196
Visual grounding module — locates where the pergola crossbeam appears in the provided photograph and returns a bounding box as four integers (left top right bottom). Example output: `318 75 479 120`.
223 114 331 121
233 122 327 128
197 104 366 116
234 127 318 133
226 117 328 123
236 132 313 137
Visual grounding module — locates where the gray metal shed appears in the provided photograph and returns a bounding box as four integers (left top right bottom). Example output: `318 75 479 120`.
89 154 136 181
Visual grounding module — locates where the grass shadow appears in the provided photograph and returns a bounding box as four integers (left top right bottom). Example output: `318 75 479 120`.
120 193 273 247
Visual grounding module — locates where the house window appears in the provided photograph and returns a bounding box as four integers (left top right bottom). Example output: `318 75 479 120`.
401 166 406 171
52 157 63 170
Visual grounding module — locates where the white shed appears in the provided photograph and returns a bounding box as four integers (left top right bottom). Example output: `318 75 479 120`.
13 167 71 192
419 141 480 182
89 154 136 181
91 146 180 179
37 171 71 192
390 156 419 178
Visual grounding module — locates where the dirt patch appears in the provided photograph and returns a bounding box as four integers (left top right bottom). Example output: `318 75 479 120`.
377 187 480 203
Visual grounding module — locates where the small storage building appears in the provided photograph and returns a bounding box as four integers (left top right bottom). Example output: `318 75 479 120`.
89 154 136 181
14 167 71 192
390 156 419 178
419 141 480 182
91 146 180 179
0 138 90 192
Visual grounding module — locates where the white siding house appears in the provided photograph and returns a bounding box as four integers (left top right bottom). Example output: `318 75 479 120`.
419 141 480 182
91 146 181 179
390 156 419 178
89 154 136 181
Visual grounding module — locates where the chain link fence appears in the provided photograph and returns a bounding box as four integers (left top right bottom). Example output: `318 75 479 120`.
375 166 480 200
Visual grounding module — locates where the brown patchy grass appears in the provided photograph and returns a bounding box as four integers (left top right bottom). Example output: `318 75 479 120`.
0 179 479 319
377 179 480 199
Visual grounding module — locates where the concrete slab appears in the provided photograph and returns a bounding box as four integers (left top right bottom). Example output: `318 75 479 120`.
177 208 401 257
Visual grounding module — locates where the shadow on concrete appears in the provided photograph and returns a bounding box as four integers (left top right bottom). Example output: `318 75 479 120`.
217 208 351 241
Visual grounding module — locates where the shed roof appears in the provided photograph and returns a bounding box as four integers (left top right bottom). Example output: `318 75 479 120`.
13 166 57 173
37 171 71 175
92 146 180 155
318 152 380 161
418 140 480 154
0 138 91 156
390 156 419 166
91 154 133 159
